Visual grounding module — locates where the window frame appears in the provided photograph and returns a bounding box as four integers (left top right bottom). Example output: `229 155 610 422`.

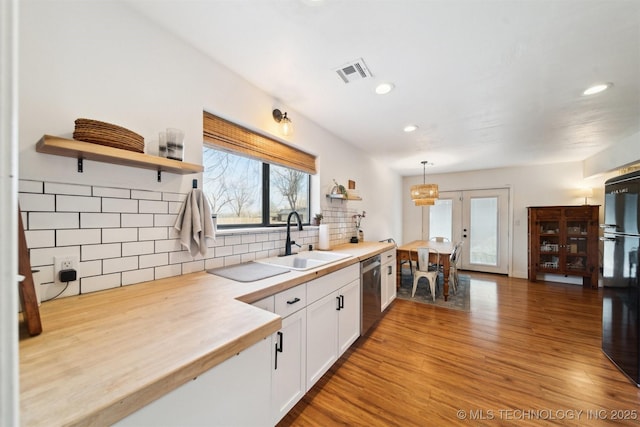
203 147 311 229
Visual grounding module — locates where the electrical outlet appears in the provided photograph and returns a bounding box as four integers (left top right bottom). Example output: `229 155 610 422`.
54 255 79 284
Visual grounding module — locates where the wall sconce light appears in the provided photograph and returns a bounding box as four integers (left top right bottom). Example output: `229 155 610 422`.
273 109 294 136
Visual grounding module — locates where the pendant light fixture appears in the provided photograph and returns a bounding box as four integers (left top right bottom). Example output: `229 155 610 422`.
410 160 439 206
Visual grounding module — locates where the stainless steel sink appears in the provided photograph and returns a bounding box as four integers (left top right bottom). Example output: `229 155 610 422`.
255 251 351 271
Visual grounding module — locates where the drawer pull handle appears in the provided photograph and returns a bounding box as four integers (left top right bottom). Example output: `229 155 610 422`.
286 297 301 305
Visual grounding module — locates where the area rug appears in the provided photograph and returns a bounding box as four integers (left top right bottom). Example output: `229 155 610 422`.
396 271 470 312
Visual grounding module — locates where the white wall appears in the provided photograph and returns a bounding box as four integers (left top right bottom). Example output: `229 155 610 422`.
1 0 20 423
402 161 618 279
19 1 401 246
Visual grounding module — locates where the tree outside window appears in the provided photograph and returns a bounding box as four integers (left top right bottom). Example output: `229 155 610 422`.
202 146 310 227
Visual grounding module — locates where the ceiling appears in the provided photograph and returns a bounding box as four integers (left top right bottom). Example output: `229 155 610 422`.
125 0 640 176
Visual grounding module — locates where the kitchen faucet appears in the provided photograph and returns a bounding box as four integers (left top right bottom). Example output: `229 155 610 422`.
285 211 303 256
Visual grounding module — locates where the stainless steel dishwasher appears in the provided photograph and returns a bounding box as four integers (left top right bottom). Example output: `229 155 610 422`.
361 254 381 335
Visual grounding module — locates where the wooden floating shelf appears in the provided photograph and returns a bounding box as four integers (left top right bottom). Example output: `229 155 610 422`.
36 135 204 176
326 194 362 201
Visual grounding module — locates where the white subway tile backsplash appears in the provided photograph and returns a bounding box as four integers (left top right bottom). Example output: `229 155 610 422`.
93 186 130 198
139 200 168 214
223 255 242 266
122 268 154 286
131 190 161 201
29 246 80 267
25 230 55 248
123 241 154 256
103 256 138 274
121 213 154 227
155 239 182 253
57 195 101 212
19 180 43 194
39 282 79 301
182 260 204 274
162 192 186 202
204 257 224 270
79 260 102 278
216 245 233 257
29 212 79 230
240 253 256 263
248 242 263 252
154 214 178 227
102 198 138 213
139 227 168 241
168 227 180 239
232 244 249 255
155 264 181 279
33 265 54 285
102 228 138 243
169 251 193 265
241 234 256 244
45 182 91 196
139 253 168 269
82 243 121 261
19 180 322 298
81 273 121 294
81 213 120 229
224 235 242 246
57 229 101 247
19 193 55 212
168 201 183 214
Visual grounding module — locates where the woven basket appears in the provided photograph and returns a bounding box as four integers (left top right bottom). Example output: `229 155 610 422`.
73 118 144 153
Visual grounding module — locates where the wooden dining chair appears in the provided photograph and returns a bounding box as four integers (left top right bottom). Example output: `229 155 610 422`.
412 247 440 301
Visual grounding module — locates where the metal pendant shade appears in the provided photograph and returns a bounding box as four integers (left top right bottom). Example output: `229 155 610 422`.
411 161 439 206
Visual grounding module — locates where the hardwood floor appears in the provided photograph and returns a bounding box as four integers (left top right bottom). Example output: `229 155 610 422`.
279 273 640 426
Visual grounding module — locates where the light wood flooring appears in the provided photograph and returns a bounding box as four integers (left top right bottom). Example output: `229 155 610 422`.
279 273 640 426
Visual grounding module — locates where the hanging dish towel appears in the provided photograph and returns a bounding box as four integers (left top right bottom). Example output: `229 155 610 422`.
174 189 216 256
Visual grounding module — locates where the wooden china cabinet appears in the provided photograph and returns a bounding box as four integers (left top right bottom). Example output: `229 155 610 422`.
527 205 600 289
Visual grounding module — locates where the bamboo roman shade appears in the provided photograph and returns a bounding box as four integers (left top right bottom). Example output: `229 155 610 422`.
203 111 317 175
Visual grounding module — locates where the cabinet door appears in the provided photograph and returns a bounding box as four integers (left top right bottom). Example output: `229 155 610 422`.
115 338 271 427
338 279 361 356
272 309 306 425
381 256 397 311
306 291 339 390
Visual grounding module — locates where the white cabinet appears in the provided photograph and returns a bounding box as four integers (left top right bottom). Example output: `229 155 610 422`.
115 338 271 427
381 248 397 311
271 309 306 424
271 284 307 425
306 264 361 391
337 279 361 355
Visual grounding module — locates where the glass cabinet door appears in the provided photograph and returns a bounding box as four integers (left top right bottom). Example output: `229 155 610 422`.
538 220 560 271
565 219 589 273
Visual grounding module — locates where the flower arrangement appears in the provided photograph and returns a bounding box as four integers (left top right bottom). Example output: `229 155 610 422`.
353 211 366 229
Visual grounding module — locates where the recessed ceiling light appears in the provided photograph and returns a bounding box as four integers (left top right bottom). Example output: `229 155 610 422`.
583 83 613 96
403 125 418 133
375 83 394 95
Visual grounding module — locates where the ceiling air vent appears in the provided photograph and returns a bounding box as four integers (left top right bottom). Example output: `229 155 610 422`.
334 58 372 84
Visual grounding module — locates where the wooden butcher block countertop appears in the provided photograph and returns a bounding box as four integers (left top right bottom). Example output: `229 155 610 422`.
19 241 394 426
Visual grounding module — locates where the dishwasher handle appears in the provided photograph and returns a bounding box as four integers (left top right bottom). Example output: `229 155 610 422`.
362 259 381 274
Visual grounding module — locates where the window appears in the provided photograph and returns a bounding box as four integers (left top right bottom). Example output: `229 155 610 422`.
202 146 310 228
429 199 452 241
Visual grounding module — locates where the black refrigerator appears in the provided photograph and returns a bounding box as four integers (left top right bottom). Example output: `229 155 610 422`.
602 170 640 387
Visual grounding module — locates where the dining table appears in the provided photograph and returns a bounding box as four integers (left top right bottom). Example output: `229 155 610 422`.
396 240 455 301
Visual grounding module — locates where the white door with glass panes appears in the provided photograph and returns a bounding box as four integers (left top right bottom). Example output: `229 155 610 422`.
427 188 510 274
